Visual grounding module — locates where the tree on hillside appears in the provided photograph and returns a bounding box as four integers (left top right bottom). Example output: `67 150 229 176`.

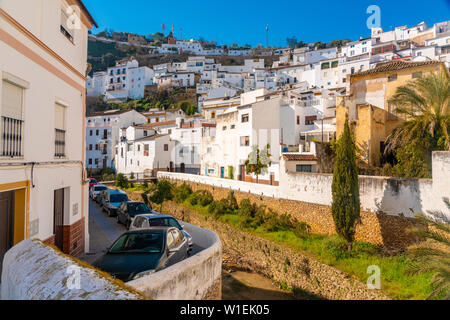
245 144 272 183
148 180 174 212
385 72 450 177
332 116 361 252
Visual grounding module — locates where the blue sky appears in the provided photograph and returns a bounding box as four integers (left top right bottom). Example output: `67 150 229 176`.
84 0 450 47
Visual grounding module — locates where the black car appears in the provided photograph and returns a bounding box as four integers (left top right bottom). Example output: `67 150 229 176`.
93 228 189 282
116 202 153 229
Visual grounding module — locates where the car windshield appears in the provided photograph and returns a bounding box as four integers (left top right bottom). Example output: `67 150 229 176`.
90 179 97 183
128 203 151 214
109 232 164 254
148 218 182 230
110 194 129 203
94 186 107 191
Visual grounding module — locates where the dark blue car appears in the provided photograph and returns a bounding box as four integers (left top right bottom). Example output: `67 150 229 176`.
93 227 189 282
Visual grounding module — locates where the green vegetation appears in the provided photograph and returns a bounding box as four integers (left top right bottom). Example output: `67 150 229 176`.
332 117 361 252
245 144 272 183
121 181 448 300
115 173 130 189
146 180 174 212
385 72 450 178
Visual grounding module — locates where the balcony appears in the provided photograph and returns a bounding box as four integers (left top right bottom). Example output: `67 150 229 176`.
1 116 24 157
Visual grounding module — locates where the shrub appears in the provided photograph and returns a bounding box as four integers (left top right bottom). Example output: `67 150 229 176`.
294 221 312 238
173 183 192 203
224 191 239 212
115 173 129 189
237 199 256 218
189 190 213 207
208 199 231 218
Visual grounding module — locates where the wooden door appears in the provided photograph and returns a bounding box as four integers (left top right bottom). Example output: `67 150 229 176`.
0 191 14 273
53 189 65 251
240 165 246 181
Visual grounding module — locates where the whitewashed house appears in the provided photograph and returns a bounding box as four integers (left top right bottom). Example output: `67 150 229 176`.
0 0 96 258
115 125 175 176
85 110 147 171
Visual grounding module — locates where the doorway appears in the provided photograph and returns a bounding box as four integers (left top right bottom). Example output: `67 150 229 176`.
53 189 65 252
0 191 14 274
180 163 186 173
239 165 246 181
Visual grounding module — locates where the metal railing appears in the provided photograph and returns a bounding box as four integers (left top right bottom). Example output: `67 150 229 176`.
55 129 66 158
1 116 24 157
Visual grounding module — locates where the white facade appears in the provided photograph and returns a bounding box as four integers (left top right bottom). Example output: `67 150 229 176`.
115 126 175 176
85 110 147 171
0 0 96 256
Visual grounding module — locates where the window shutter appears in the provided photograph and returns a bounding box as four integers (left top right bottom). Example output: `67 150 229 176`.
55 103 65 130
1 81 23 120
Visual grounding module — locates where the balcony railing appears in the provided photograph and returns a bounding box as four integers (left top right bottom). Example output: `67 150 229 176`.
55 129 66 158
1 116 24 157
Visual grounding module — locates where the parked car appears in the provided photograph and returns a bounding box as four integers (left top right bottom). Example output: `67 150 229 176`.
89 179 98 189
93 227 189 282
116 202 153 229
101 189 129 217
130 214 193 252
89 184 108 201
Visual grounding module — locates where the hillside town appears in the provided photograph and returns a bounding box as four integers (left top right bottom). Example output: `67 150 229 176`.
0 0 449 304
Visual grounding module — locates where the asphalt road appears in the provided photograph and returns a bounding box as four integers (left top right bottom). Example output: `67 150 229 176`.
77 198 206 265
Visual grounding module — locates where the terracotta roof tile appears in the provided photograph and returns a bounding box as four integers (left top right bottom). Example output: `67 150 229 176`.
352 60 443 77
134 120 176 129
283 154 318 161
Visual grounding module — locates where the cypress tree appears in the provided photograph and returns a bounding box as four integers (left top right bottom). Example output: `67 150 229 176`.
332 116 361 251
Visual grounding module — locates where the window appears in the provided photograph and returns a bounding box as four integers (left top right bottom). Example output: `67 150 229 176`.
60 8 74 42
362 47 367 53
96 130 99 136
211 111 216 119
412 72 422 79
144 130 148 137
137 145 141 152
90 130 93 136
297 116 300 125
55 103 66 157
388 74 398 82
88 159 92 165
296 165 312 173
241 114 249 123
164 144 169 151
89 144 93 151
95 144 99 150
95 159 99 165
222 126 227 131
231 125 236 129
1 80 24 157
305 115 317 125
240 136 250 147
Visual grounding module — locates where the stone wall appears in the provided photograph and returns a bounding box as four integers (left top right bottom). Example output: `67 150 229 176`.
1 239 145 300
158 178 415 247
128 225 222 300
160 201 390 300
158 151 450 246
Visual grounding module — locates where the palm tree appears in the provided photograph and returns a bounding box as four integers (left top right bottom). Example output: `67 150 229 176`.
386 72 450 153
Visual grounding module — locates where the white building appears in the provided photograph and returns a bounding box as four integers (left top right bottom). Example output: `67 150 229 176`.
87 57 154 101
115 125 175 176
0 0 96 258
85 110 147 171
227 48 253 56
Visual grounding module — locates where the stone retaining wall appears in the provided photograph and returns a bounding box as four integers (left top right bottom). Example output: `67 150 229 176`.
159 201 390 300
154 179 416 248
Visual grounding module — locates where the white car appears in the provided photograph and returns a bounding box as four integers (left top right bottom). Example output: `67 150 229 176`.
89 184 108 201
